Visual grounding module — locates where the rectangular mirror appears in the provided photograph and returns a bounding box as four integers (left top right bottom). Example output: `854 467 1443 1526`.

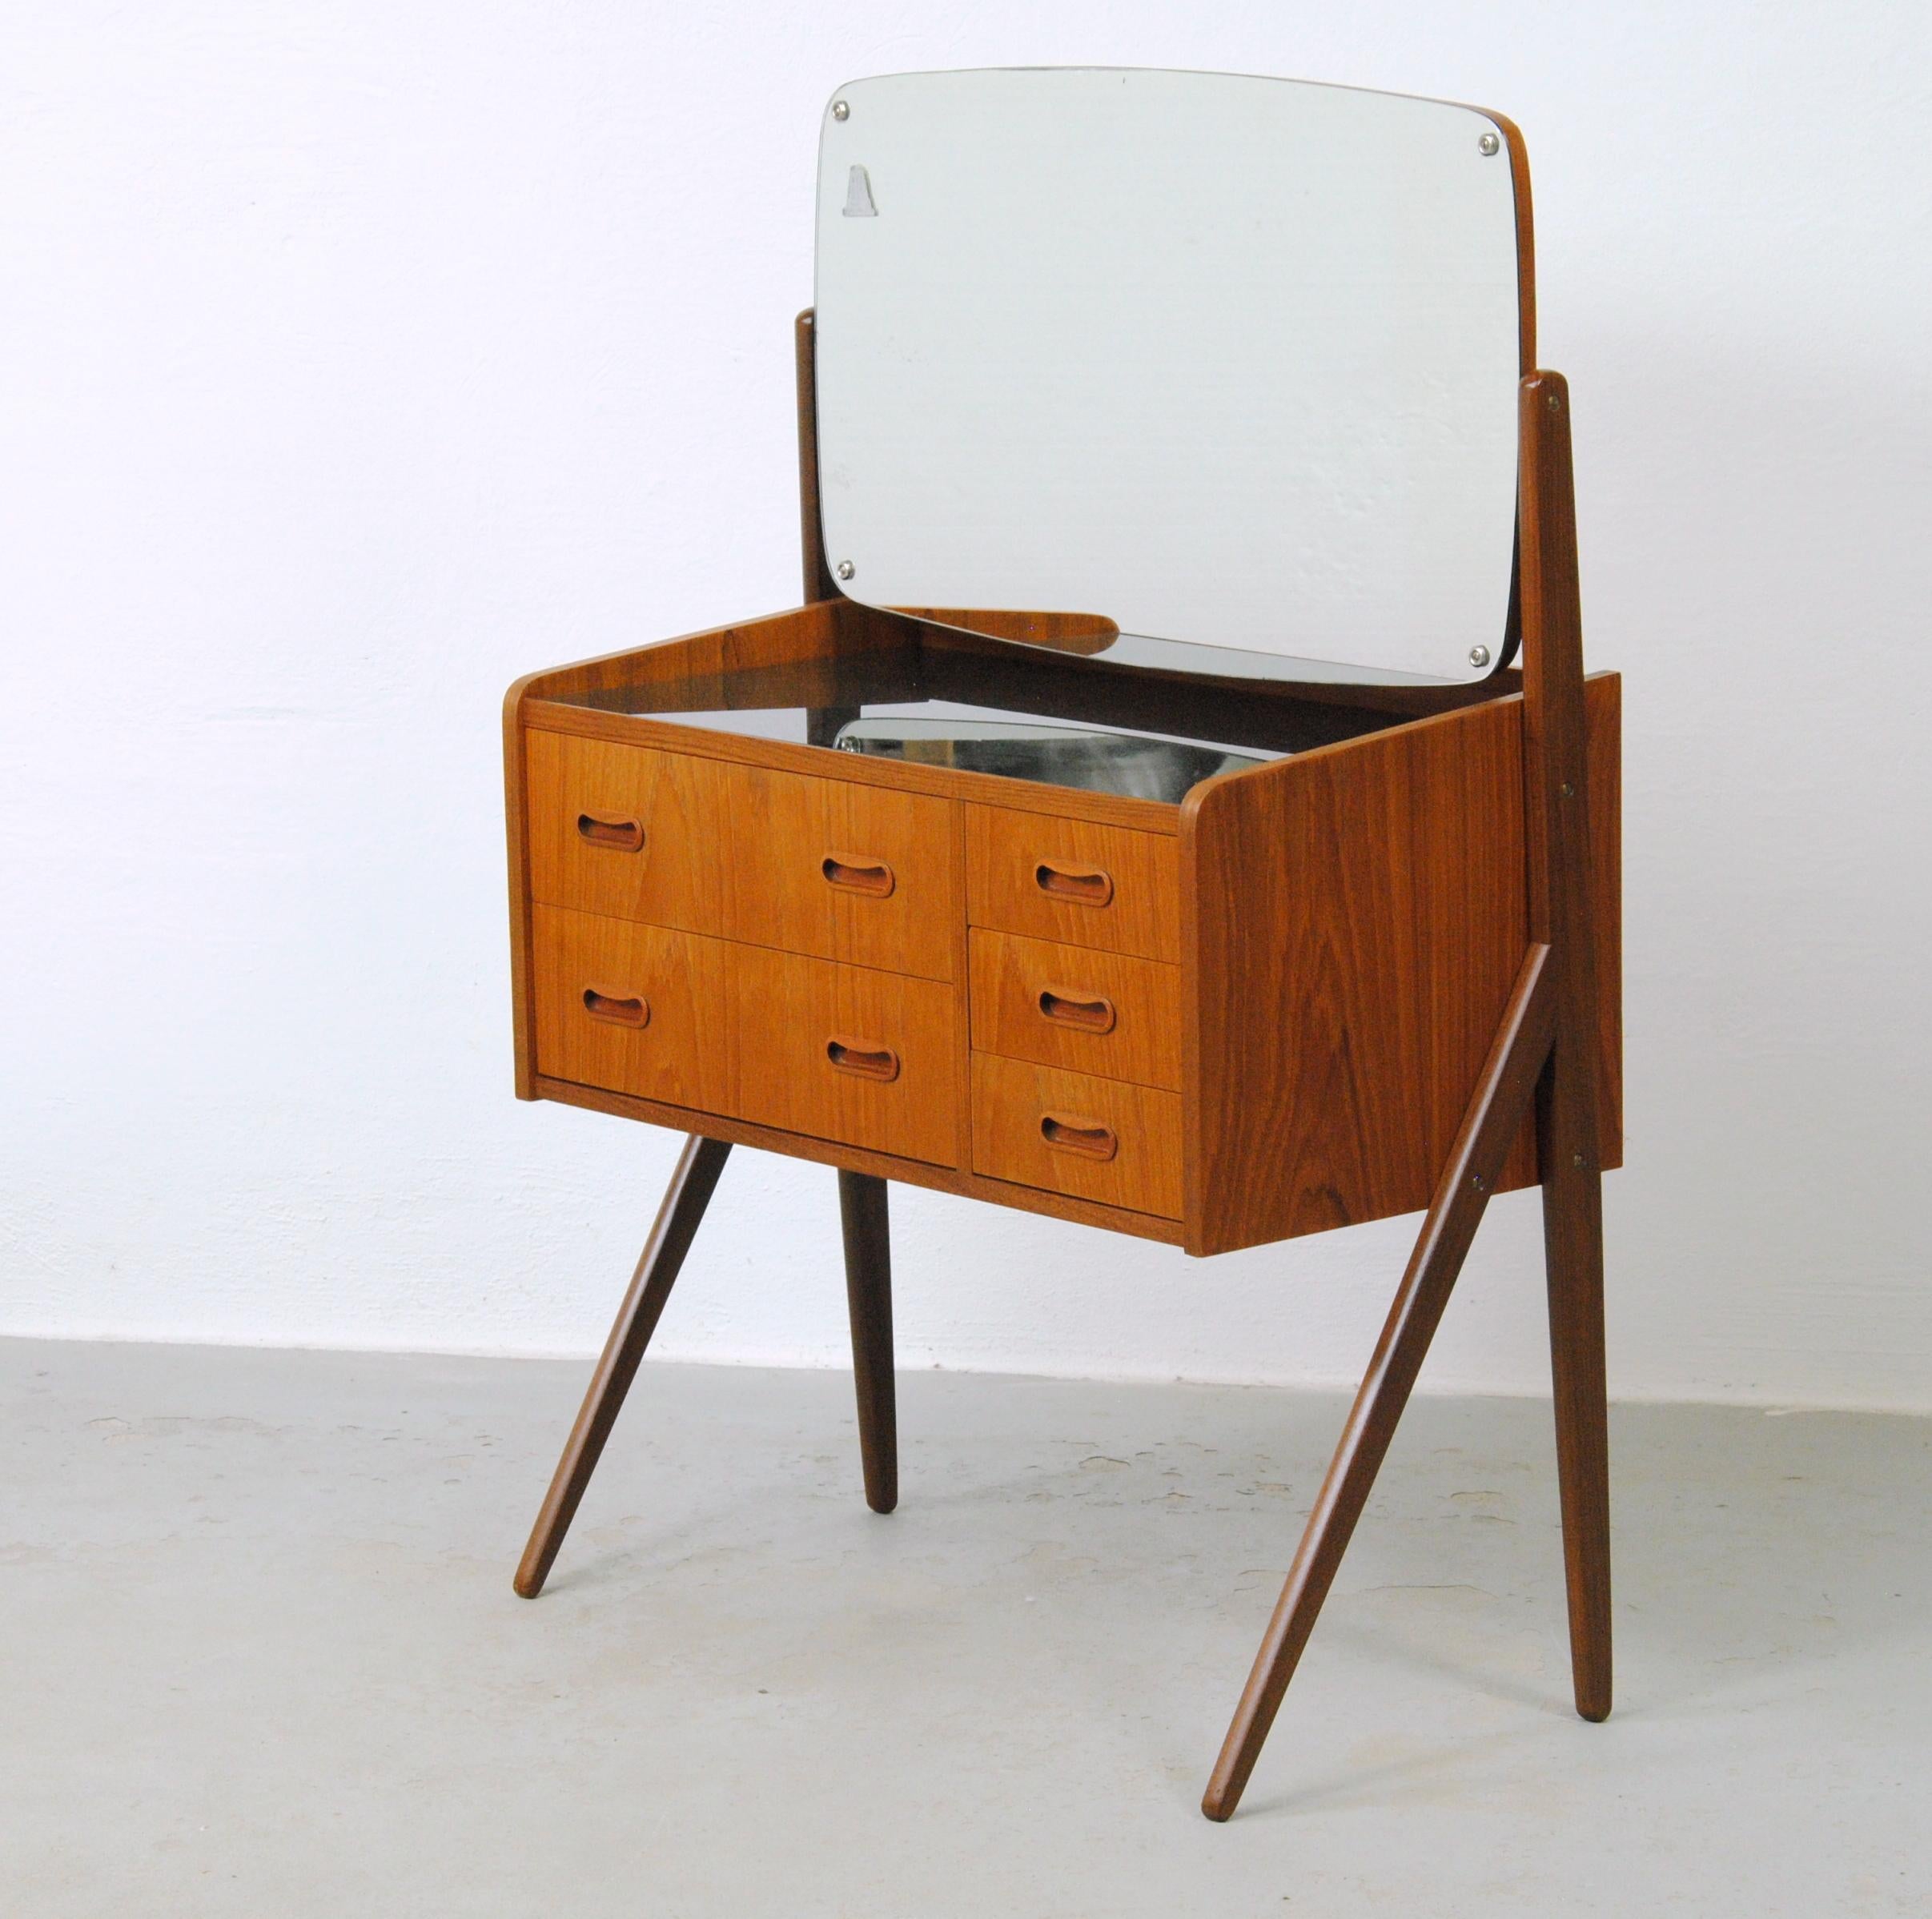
813 68 1530 684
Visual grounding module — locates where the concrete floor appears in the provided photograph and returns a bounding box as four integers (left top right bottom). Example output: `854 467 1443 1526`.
1 1339 1926 1917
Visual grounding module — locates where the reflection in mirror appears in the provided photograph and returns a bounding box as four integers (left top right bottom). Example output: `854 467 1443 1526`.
833 717 1259 803
814 68 1528 684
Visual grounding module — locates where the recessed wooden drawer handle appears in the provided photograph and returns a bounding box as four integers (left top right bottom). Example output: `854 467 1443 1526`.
1037 985 1117 1034
825 1035 901 1082
1034 860 1113 907
1039 1112 1118 1161
581 986 649 1028
821 853 895 898
576 811 645 853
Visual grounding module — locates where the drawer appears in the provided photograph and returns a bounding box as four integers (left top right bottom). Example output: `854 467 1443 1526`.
532 905 959 1166
532 905 734 1115
965 805 1179 962
724 939 958 1166
969 929 1181 1090
970 1054 1183 1218
528 729 958 981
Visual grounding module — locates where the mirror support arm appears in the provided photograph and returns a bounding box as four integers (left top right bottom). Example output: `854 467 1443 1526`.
795 307 842 606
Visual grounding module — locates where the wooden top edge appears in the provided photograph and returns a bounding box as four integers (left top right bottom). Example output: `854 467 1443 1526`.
507 604 849 704
1177 660 1617 838
1178 682 1519 833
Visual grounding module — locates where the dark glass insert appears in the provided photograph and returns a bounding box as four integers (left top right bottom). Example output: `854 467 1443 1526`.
557 628 1453 797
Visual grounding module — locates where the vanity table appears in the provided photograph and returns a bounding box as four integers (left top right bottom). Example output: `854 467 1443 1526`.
501 68 1621 1820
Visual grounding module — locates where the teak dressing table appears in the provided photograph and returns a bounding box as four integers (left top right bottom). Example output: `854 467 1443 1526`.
500 70 1621 1820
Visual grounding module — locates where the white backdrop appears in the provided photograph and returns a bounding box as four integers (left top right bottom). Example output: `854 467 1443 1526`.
4 2 1928 1411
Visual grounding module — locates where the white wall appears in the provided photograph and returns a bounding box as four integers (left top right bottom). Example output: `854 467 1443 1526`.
4 2 1929 1412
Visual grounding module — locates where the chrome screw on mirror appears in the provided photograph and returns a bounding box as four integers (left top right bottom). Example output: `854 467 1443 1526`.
1468 644 1492 669
1478 131 1500 155
832 100 850 121
836 560 855 580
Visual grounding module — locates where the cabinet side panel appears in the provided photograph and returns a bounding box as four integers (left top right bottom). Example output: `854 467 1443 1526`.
1183 699 1532 1255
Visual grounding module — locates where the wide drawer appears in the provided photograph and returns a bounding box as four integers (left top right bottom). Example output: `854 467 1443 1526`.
965 805 1179 962
533 905 959 1166
970 1054 1183 1218
528 729 958 981
968 929 1181 1090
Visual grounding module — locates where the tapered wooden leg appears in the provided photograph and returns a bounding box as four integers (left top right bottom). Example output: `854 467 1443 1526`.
839 1170 898 1515
1517 364 1614 1720
1538 1046 1613 1720
1202 947 1556 1821
513 1135 732 1598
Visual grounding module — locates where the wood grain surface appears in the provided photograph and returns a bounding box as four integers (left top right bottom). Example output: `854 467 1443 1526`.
966 805 1182 962
970 1053 1183 1218
968 928 1181 1090
532 905 959 1166
528 729 959 982
1181 677 1620 1255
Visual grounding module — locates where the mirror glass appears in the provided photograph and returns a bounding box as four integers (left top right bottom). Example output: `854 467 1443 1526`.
813 68 1528 684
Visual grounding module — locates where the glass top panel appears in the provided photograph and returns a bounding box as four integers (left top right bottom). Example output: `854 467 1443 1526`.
813 68 1527 685
560 633 1444 801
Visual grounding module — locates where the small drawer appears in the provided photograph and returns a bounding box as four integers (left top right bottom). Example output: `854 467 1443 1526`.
970 1054 1183 1219
528 729 958 981
726 940 959 1166
532 905 735 1115
969 929 1181 1090
965 805 1179 962
532 904 959 1167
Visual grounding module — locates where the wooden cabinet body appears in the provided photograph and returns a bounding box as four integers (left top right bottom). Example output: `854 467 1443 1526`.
504 604 1621 1256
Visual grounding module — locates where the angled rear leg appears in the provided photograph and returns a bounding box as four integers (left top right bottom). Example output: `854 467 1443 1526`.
839 1170 898 1514
514 1135 731 1597
1519 369 1613 1725
1539 1045 1612 1720
1202 945 1556 1821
